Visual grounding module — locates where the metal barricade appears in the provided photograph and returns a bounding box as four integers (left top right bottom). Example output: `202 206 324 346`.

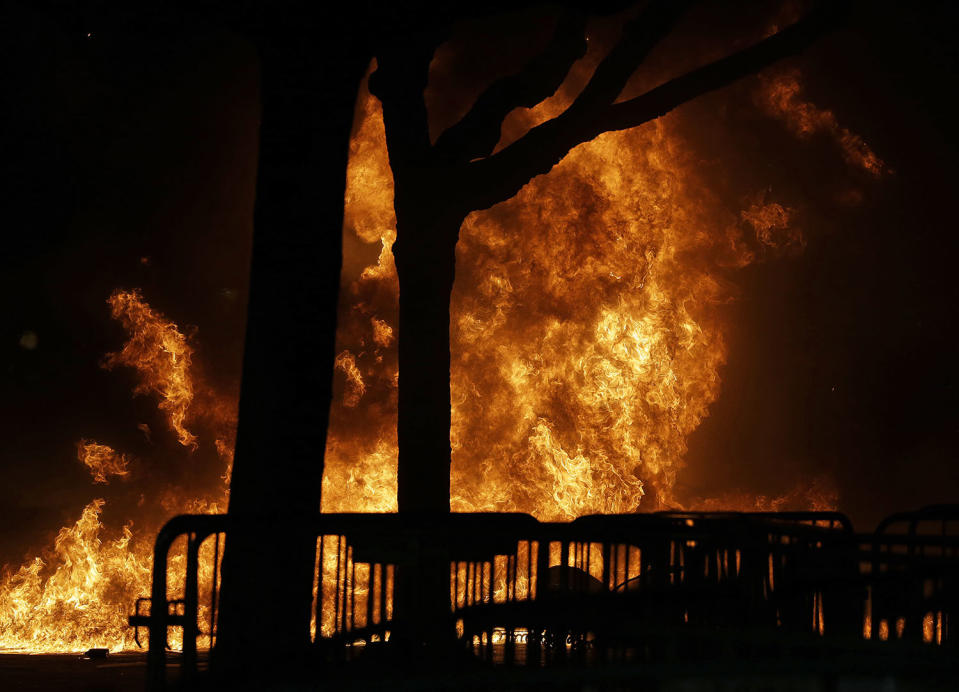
130 510 959 689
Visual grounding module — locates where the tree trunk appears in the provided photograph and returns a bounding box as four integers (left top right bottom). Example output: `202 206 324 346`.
213 23 369 680
392 184 465 646
394 211 461 515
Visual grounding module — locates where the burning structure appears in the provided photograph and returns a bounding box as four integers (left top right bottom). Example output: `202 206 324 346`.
3 0 959 689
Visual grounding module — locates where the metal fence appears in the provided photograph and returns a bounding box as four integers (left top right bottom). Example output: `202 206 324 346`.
129 508 959 688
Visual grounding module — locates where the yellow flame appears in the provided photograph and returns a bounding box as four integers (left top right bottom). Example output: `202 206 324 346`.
1 293 233 652
0 500 149 651
325 70 831 518
77 440 133 484
6 57 882 654
103 289 197 448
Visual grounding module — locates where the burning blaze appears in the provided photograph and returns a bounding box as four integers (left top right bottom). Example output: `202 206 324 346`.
322 75 399 514
324 59 883 518
450 122 738 517
3 44 887 653
0 293 232 652
0 500 150 652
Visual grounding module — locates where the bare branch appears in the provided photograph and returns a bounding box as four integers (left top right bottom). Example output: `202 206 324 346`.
433 12 588 165
562 0 692 118
370 39 439 169
463 1 845 213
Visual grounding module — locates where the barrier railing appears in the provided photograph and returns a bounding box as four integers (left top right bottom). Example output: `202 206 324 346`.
130 509 959 688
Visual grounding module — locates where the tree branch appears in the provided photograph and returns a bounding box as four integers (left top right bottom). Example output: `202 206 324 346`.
562 0 692 118
463 0 846 212
370 38 440 170
433 11 588 165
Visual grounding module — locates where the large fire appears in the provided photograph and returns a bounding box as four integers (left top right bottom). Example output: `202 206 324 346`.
321 60 883 518
1 44 884 652
0 291 230 652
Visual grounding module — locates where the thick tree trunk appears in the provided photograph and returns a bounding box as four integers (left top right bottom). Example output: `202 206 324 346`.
394 212 460 515
392 190 465 646
213 23 369 680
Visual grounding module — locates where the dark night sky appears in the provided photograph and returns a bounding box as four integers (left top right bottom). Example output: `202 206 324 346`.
2 4 259 561
2 0 959 566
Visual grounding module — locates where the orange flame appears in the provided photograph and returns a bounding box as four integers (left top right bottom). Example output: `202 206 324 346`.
0 500 150 651
758 69 888 178
1 293 232 652
5 56 883 653
77 440 133 484
323 65 853 519
103 289 197 448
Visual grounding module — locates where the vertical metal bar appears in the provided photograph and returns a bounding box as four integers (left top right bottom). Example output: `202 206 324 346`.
560 541 570 592
147 529 171 691
536 538 548 599
182 532 200 684
613 543 621 590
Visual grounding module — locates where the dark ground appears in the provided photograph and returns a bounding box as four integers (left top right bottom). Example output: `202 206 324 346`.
0 652 147 692
1 651 956 692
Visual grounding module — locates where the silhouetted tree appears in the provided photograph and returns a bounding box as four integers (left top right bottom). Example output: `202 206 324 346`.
215 0 846 676
369 0 844 515
213 5 371 679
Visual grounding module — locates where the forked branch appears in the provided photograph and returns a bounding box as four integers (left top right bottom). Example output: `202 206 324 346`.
433 11 589 165
463 0 846 212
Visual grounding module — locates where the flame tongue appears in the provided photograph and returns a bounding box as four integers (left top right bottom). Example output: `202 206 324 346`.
0 500 150 652
0 292 231 653
103 289 197 449
450 123 731 517
77 441 133 484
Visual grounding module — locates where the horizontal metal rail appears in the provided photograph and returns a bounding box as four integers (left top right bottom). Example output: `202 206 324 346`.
131 510 959 689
